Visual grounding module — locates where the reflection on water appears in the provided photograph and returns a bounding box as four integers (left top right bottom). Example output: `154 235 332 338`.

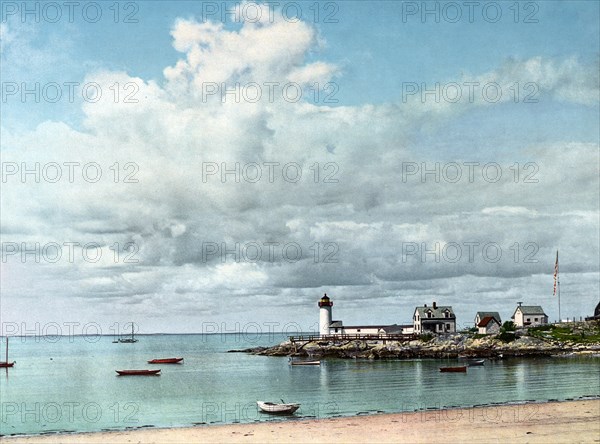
0 335 598 436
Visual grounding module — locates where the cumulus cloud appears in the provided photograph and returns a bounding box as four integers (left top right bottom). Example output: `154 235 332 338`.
1 5 598 331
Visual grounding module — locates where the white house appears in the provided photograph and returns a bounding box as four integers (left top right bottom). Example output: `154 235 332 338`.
477 316 501 334
413 302 456 334
511 303 548 327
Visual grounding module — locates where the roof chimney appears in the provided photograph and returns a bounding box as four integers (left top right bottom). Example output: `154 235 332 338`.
433 301 437 309
518 301 522 307
424 303 427 307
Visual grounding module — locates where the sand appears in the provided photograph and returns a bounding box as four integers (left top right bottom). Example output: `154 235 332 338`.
2 399 599 444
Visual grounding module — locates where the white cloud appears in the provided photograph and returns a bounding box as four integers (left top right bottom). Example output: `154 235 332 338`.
1 7 598 331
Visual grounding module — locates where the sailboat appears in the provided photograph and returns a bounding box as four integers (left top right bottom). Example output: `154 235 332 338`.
0 337 15 368
118 323 138 343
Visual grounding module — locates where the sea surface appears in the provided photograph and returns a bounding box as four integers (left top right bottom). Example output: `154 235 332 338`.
1 333 599 436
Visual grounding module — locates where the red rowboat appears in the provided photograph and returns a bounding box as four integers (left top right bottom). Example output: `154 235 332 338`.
440 366 467 373
116 369 161 376
147 357 183 364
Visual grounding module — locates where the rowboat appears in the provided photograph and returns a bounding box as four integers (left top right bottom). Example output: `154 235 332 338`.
440 366 467 373
290 359 321 366
257 401 300 414
116 369 161 376
148 357 183 364
468 359 485 366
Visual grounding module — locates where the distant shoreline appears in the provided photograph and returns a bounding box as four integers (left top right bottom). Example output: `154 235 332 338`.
2 399 599 443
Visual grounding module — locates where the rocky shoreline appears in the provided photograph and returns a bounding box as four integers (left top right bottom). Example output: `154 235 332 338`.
230 325 600 360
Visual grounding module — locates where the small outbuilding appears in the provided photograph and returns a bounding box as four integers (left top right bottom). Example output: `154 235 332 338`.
477 316 501 334
511 303 548 327
474 311 501 327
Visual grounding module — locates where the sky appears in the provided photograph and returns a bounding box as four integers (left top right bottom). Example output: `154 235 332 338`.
0 1 599 335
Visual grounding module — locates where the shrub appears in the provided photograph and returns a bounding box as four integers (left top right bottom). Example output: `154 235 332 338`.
497 331 516 343
419 333 434 342
501 321 516 332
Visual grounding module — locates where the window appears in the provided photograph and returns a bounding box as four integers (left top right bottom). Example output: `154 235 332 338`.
446 323 451 330
534 318 538 322
427 311 433 318
357 329 361 333
334 328 338 333
445 311 450 318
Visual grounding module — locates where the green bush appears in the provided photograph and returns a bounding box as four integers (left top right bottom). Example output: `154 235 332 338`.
501 321 516 331
419 333 434 342
497 331 516 342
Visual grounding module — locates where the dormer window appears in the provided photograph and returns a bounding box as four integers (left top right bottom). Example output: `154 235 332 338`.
444 310 450 318
427 310 433 318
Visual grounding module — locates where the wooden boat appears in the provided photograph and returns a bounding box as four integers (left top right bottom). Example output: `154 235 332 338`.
147 357 183 364
440 366 467 373
290 359 321 366
118 323 138 343
0 337 15 368
468 359 485 366
116 369 161 376
257 401 300 414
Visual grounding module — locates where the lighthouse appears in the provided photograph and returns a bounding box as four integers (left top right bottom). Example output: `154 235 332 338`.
318 293 333 336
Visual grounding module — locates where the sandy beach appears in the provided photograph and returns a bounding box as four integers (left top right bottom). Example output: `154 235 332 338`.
2 399 598 444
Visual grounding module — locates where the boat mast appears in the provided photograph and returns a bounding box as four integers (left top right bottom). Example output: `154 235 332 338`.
131 322 135 341
5 337 8 363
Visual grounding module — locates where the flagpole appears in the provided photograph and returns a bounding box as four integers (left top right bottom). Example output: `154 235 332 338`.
557 250 561 322
553 250 561 323
558 271 561 323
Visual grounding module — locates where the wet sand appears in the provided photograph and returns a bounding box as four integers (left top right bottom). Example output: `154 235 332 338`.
2 399 599 443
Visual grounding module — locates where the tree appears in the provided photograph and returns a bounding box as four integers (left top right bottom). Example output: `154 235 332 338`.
501 321 516 332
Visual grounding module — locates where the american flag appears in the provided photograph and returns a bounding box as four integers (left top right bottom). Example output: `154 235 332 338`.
553 251 559 296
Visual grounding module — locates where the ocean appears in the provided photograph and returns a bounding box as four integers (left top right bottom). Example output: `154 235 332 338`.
1 333 599 436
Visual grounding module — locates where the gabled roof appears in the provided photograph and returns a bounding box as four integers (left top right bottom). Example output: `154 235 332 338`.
512 305 547 318
329 321 343 328
476 311 501 323
477 316 500 328
379 325 410 334
414 306 455 318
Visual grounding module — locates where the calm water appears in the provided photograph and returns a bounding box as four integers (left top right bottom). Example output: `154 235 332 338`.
1 334 599 436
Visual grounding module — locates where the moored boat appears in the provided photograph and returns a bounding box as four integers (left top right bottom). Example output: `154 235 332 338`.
468 359 485 366
147 357 183 364
116 369 161 376
118 323 138 343
290 359 321 366
440 366 467 373
257 401 300 414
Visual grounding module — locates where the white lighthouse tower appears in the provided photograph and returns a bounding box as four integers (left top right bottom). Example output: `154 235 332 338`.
318 293 333 336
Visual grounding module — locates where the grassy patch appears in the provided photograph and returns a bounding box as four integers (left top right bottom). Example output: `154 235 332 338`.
472 334 488 339
528 324 600 343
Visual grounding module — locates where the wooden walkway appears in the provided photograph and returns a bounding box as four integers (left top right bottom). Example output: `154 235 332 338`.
289 333 419 343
